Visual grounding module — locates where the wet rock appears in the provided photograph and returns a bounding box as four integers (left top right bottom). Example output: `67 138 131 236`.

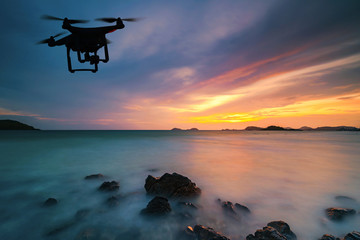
246 226 287 240
99 181 119 191
193 225 230 240
267 221 297 240
235 203 251 213
85 173 104 180
319 234 340 240
222 201 237 215
325 207 356 221
344 231 360 240
144 173 201 198
177 226 197 240
140 196 172 216
43 197 57 207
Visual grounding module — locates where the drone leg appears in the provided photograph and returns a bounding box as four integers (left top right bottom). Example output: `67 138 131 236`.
103 43 109 62
67 47 75 73
77 51 86 63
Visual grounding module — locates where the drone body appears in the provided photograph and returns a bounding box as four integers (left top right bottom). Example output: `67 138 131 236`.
39 15 138 73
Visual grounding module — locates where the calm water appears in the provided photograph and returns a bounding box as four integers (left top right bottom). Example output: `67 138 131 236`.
0 130 359 240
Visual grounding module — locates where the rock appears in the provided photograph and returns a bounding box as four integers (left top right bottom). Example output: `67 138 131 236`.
99 181 119 191
267 221 297 240
235 203 251 213
222 201 237 215
319 234 340 240
43 198 57 206
85 173 104 180
325 207 356 221
344 231 360 240
144 173 201 198
140 196 171 216
246 226 287 240
177 226 197 240
193 225 230 240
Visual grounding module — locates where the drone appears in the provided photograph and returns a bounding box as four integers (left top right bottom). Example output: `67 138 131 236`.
38 15 140 73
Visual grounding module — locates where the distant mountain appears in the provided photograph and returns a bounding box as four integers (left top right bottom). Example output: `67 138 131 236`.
245 125 359 131
171 128 199 131
314 126 359 131
245 126 263 131
0 120 38 130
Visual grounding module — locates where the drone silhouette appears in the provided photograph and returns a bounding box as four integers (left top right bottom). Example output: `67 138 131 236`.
38 15 140 73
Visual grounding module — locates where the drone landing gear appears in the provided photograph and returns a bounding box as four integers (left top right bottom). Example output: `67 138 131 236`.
67 47 98 73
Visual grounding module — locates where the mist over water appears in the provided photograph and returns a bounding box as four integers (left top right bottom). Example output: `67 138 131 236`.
0 130 359 240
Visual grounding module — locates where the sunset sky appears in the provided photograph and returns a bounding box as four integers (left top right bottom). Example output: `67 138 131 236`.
1 0 360 130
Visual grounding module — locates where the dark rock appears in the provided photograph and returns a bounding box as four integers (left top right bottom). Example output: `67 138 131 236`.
144 173 201 198
99 181 119 191
43 198 57 206
106 196 120 207
267 221 297 240
344 231 360 240
193 225 230 240
177 226 197 240
319 234 340 240
222 201 237 215
325 207 356 221
85 173 104 180
235 203 251 213
140 196 171 216
246 226 287 240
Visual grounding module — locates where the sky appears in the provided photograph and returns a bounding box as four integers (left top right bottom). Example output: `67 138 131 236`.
0 0 360 130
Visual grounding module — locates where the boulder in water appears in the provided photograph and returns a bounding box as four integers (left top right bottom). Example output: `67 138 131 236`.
319 234 340 240
246 221 296 240
144 173 201 198
344 231 360 240
140 196 172 216
193 225 230 240
99 181 119 191
43 198 57 207
325 207 356 221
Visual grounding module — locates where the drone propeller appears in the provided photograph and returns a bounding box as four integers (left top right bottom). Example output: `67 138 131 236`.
95 17 142 23
41 14 89 24
36 32 66 44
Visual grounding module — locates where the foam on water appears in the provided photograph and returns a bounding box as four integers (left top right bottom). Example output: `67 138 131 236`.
0 130 359 239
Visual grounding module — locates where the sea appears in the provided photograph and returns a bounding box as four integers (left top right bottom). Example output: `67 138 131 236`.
0 130 359 240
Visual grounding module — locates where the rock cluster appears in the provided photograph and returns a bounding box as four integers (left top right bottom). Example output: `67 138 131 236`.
98 181 119 191
246 220 297 240
325 207 356 221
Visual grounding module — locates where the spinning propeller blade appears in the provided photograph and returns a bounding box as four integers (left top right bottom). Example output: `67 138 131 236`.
95 17 142 23
36 32 66 44
41 15 89 24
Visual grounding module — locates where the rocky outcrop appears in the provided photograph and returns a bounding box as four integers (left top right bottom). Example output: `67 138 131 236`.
325 207 356 221
246 221 296 240
193 225 230 240
98 181 119 191
43 198 57 206
267 221 297 240
85 174 104 180
144 173 201 198
344 231 360 240
140 196 171 216
235 203 251 213
319 234 340 240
